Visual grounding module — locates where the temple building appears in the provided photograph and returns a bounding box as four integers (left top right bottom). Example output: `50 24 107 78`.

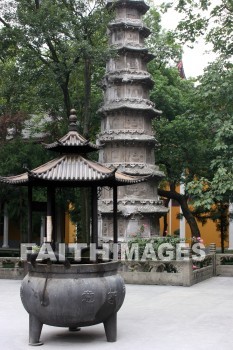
98 0 167 240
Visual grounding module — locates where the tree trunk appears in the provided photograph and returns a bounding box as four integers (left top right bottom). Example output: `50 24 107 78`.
179 195 201 237
219 202 229 254
220 211 225 253
158 188 201 238
83 59 91 137
60 78 71 118
162 198 170 236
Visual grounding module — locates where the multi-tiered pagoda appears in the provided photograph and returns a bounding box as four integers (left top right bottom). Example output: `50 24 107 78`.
98 0 167 241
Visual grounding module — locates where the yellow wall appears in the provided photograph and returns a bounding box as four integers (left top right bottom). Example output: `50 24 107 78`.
65 212 76 244
159 185 228 248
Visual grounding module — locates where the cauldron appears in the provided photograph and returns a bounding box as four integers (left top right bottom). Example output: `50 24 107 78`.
20 261 125 345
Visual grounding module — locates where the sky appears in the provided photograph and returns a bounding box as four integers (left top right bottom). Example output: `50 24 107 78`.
153 1 218 78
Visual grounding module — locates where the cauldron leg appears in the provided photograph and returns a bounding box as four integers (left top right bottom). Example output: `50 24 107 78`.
104 312 117 342
29 314 43 346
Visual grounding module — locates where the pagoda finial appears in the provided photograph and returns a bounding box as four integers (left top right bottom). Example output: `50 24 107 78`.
69 109 78 131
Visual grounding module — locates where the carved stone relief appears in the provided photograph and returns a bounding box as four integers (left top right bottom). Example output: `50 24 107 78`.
111 116 124 129
125 115 143 129
139 35 144 44
126 30 138 43
118 219 125 237
125 56 140 70
111 148 121 163
141 61 147 71
126 147 145 163
144 118 153 133
114 30 124 42
116 7 125 19
146 147 155 164
126 8 139 19
102 221 108 237
125 85 143 98
102 218 113 238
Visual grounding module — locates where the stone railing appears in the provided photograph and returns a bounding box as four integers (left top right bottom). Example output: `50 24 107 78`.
191 253 215 285
1 243 233 284
0 257 25 279
216 253 233 276
119 251 215 287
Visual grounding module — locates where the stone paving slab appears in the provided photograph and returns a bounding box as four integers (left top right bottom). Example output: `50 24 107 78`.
0 277 233 350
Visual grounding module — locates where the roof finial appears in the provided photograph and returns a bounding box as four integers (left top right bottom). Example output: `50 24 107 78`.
69 109 78 131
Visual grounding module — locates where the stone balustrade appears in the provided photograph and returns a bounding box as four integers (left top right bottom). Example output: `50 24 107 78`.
1 244 233 284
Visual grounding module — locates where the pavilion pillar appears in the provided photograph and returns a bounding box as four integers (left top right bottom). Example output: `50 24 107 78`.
229 202 233 249
47 187 55 243
28 186 32 243
179 183 186 239
2 203 9 248
40 216 46 245
91 186 98 246
113 186 118 244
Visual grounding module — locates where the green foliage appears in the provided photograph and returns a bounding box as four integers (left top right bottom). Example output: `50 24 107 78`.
128 235 185 260
0 138 50 221
0 1 110 240
150 65 195 120
185 60 233 204
0 0 110 119
169 0 233 57
145 7 181 66
154 114 213 185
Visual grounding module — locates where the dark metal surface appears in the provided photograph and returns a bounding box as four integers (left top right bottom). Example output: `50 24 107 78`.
20 261 125 344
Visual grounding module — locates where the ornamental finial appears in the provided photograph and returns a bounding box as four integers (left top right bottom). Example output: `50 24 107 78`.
69 109 78 131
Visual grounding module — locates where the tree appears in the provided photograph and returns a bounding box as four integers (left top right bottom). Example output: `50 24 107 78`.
0 0 110 127
147 3 233 242
144 7 207 237
0 0 111 242
185 60 233 250
167 0 233 57
153 112 214 237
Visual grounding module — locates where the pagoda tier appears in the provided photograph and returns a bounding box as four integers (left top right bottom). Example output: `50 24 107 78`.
98 0 167 240
106 0 149 15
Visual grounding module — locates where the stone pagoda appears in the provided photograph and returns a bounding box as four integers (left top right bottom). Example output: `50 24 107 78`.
98 0 167 241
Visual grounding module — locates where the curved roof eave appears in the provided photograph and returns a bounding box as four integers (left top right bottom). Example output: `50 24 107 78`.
0 156 151 187
43 131 100 153
106 0 149 15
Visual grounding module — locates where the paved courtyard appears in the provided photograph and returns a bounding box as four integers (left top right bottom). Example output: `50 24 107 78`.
0 277 233 350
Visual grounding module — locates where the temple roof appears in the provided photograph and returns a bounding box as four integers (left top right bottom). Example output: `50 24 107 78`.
0 154 150 187
98 131 156 143
103 73 154 89
101 163 165 178
108 21 151 38
99 202 168 215
106 0 149 14
43 110 100 153
99 98 162 116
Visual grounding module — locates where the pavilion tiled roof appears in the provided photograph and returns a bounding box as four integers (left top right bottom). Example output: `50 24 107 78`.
43 109 100 153
0 154 149 187
0 109 150 187
43 131 100 153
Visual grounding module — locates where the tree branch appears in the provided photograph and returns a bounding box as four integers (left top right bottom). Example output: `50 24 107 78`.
0 17 11 28
35 0 40 10
45 38 60 63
